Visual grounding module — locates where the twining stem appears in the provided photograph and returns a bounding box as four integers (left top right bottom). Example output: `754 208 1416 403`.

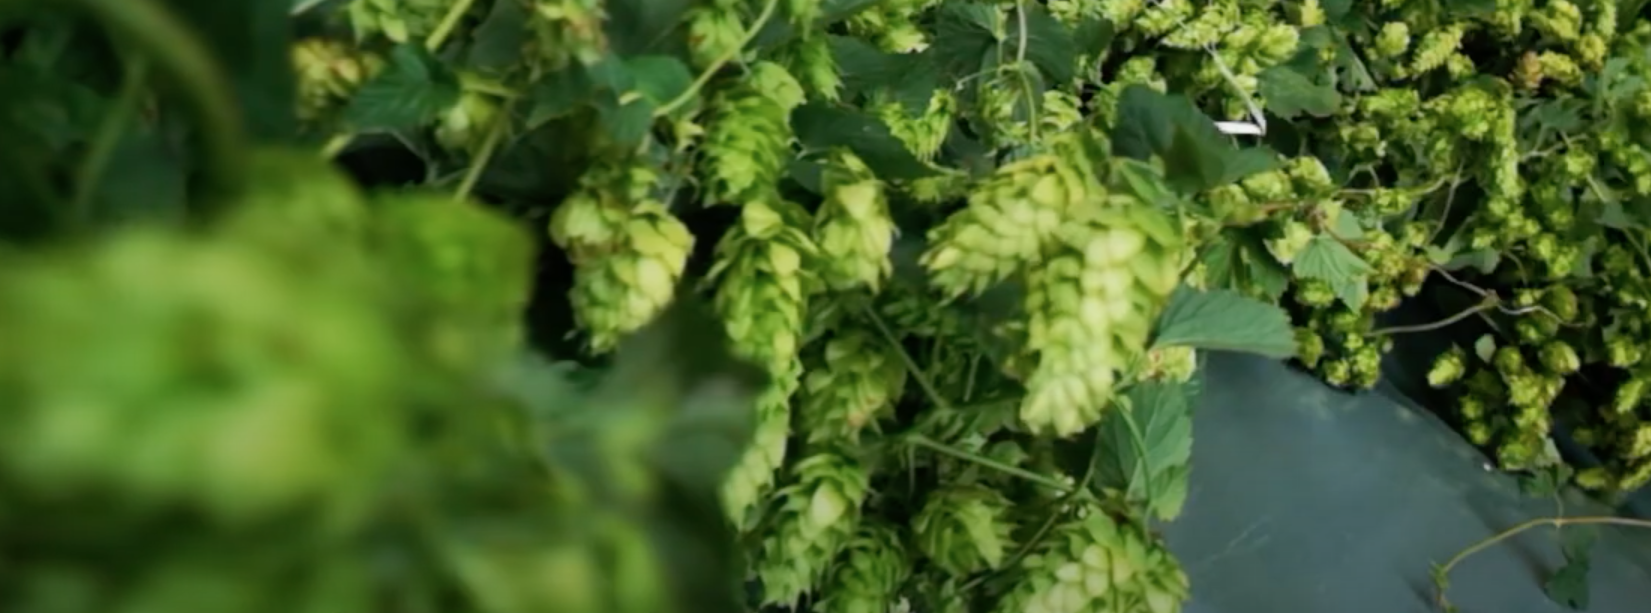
865 307 956 413
655 0 781 118
453 110 511 201
1433 515 1651 611
906 434 1073 493
1370 297 1499 336
72 57 150 224
324 0 480 159
49 0 248 204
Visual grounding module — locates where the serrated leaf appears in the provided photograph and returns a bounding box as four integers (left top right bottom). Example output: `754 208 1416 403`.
1258 64 1340 118
1545 560 1591 610
527 66 598 127
466 0 529 70
829 36 939 110
625 55 694 107
596 96 656 149
1293 234 1370 309
1011 4 1076 85
345 44 462 131
1153 286 1297 358
929 2 1001 77
1329 208 1364 239
791 103 937 180
1091 379 1198 521
1112 85 1280 193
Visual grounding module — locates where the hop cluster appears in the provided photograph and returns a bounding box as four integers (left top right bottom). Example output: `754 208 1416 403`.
711 200 818 524
913 484 1017 576
524 0 607 74
814 150 897 291
800 327 907 444
993 506 1190 613
701 63 805 204
754 451 872 606
813 524 910 613
550 162 695 353
1020 193 1183 436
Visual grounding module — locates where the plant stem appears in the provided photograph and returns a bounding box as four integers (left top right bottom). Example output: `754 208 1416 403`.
71 57 149 225
424 0 479 52
53 0 249 205
1433 515 1651 611
1370 297 1498 336
865 307 956 412
906 434 1072 493
655 0 781 118
453 110 510 201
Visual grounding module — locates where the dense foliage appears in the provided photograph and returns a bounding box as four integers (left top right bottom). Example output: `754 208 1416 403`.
3 0 1651 611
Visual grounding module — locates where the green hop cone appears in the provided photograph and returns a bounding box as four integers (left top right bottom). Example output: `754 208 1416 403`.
754 451 872 607
292 38 383 124
922 155 1096 297
370 192 536 361
0 229 410 527
814 523 910 613
1141 346 1198 382
1538 340 1581 374
435 89 504 157
913 484 1016 576
701 64 804 203
345 0 452 43
552 163 695 353
1428 345 1467 387
525 0 607 72
712 200 818 524
1020 199 1182 437
993 507 1190 613
800 327 907 444
814 149 897 291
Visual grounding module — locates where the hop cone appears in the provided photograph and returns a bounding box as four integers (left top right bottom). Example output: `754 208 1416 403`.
345 0 452 43
922 152 1098 297
754 451 871 606
551 163 695 353
912 484 1016 576
702 64 805 203
800 327 907 444
993 507 1190 613
713 200 818 524
0 229 411 526
814 523 909 613
815 149 897 291
525 0 607 73
1020 195 1183 437
291 38 382 123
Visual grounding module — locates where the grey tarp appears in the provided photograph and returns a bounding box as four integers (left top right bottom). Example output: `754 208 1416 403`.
1167 352 1651 613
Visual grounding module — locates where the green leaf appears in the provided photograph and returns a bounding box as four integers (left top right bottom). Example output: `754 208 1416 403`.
527 66 598 127
1153 286 1298 358
791 103 938 180
596 96 656 150
625 55 694 108
830 36 940 110
466 0 530 71
1011 4 1076 85
928 2 1001 78
1473 334 1496 362
1544 526 1596 610
1293 234 1371 309
1112 85 1280 193
345 44 462 131
158 0 295 142
1257 64 1341 118
1091 378 1199 521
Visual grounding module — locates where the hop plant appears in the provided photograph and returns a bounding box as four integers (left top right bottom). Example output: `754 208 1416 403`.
524 0 607 73
701 63 805 204
551 162 695 353
754 451 872 606
814 149 897 291
814 523 910 613
800 327 907 444
291 38 383 123
913 484 1017 576
921 149 1097 297
993 505 1190 613
1019 194 1183 437
712 200 818 524
345 0 454 43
